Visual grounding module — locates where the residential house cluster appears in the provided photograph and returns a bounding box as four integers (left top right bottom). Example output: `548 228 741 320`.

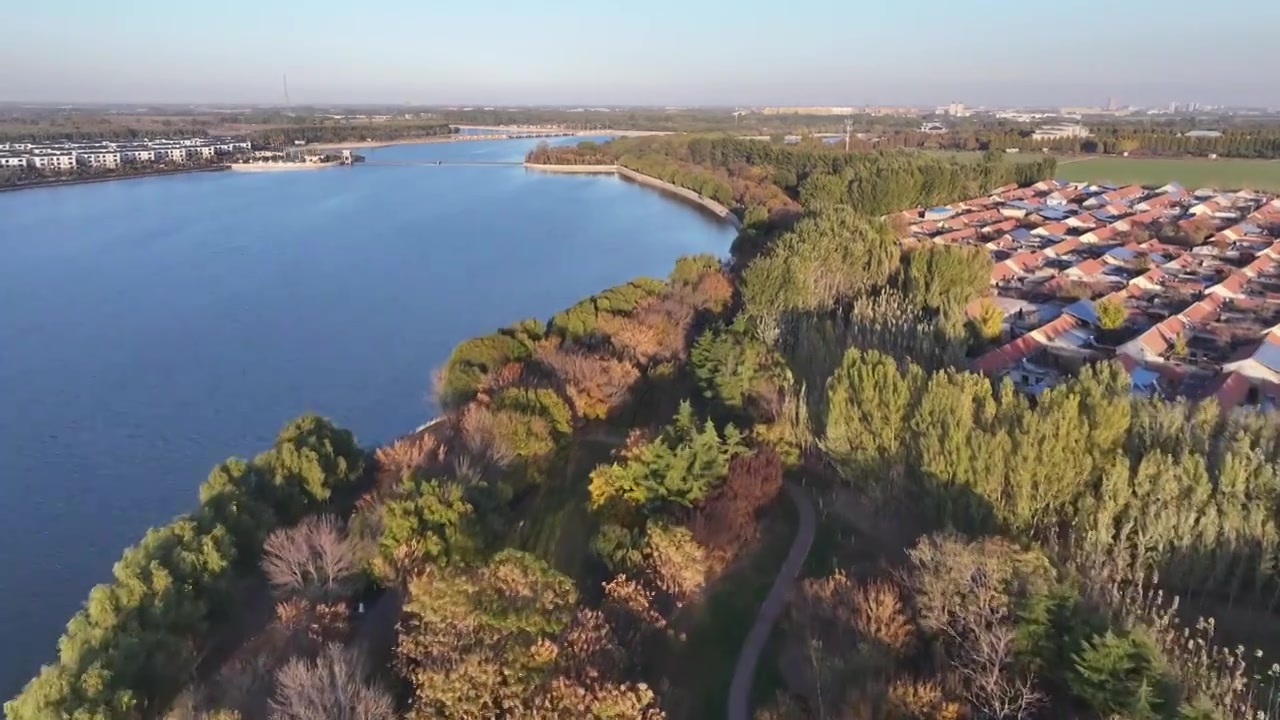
0 137 251 173
897 180 1280 413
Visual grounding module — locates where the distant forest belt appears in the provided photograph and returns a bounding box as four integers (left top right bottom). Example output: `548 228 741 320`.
524 163 742 227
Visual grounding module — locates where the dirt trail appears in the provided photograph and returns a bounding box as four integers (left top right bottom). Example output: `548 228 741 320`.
726 484 816 720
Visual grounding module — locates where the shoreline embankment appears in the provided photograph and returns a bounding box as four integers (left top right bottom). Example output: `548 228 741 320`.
0 166 229 194
524 163 741 228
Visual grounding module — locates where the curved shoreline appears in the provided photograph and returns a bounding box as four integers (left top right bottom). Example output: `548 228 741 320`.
524 163 742 228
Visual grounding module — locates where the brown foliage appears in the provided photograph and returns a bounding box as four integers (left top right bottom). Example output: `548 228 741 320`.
691 447 783 555
274 598 351 652
373 432 444 485
535 342 641 420
261 515 363 601
457 400 555 478
601 575 668 647
792 571 860 662
395 557 663 719
597 294 697 366
529 678 664 720
790 571 917 717
269 644 395 720
885 679 962 720
690 270 734 314
459 402 519 469
887 213 912 239
640 523 708 607
904 535 1049 719
477 361 527 395
555 608 623 684
851 581 915 660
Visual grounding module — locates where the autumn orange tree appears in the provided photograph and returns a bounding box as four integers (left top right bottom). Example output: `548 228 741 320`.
396 549 663 719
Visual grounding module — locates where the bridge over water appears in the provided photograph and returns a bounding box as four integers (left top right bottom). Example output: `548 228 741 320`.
360 160 525 167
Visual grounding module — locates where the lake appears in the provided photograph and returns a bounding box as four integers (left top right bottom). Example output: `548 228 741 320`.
0 136 736 699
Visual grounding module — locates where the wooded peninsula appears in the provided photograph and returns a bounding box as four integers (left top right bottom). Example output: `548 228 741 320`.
10 134 1280 720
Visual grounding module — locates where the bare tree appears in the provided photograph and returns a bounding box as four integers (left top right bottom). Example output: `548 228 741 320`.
458 402 519 470
269 644 394 720
904 534 1048 719
373 431 443 485
953 619 1044 720
261 515 363 600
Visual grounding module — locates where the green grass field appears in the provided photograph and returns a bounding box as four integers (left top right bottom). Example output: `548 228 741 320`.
1055 157 1280 192
917 150 1280 191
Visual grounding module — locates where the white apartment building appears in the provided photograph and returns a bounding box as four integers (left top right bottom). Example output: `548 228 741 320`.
120 148 156 163
4 136 253 173
155 147 187 162
213 140 251 153
1032 123 1091 141
77 151 122 169
28 153 76 170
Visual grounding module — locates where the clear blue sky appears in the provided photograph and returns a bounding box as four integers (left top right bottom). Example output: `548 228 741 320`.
4 0 1278 107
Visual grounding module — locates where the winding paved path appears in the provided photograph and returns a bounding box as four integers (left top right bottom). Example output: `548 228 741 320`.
727 483 817 720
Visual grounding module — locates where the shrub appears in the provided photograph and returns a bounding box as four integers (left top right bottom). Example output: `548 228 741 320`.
438 333 532 408
588 401 746 513
491 386 574 439
691 447 783 553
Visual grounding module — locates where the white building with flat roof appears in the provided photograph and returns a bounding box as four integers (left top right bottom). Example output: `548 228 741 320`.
0 155 28 169
187 145 215 161
212 139 251 153
120 148 156 163
28 153 76 170
77 151 122 169
155 147 187 162
1032 123 1091 141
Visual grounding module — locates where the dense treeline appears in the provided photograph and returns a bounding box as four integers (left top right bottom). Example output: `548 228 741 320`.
525 140 615 165
789 348 1280 718
528 136 1056 238
4 415 365 720
246 122 455 147
445 108 1280 159
984 126 1280 159
854 125 1280 160
0 122 211 142
440 107 860 135
681 197 1280 718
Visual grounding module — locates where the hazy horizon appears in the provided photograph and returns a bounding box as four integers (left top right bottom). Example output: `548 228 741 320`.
5 0 1279 108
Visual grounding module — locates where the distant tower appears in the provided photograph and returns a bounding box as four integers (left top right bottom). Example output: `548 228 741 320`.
1106 96 1117 111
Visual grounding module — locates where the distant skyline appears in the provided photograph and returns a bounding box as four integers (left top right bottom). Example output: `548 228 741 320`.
4 0 1279 108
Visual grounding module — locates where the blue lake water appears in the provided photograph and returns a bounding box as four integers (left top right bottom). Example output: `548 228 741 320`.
0 136 736 699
